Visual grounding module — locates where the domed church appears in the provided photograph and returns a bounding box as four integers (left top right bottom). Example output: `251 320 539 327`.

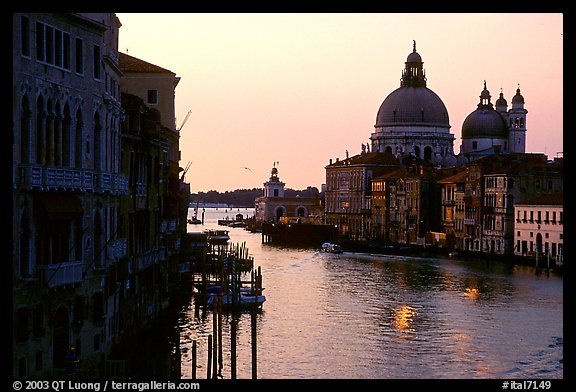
370 41 457 166
460 81 527 158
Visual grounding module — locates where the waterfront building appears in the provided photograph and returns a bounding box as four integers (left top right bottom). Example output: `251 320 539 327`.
255 164 321 223
13 13 188 378
461 81 528 159
370 176 387 241
369 41 457 166
328 42 458 242
437 169 467 249
118 49 189 287
13 13 126 377
119 52 180 133
111 93 176 357
370 156 444 245
514 192 563 265
325 151 399 241
325 40 562 264
481 154 563 255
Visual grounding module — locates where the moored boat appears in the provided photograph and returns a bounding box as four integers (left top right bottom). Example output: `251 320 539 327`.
322 242 343 254
205 285 266 309
203 229 230 244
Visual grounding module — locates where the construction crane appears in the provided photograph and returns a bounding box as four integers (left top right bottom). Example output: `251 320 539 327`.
180 160 193 181
177 110 192 132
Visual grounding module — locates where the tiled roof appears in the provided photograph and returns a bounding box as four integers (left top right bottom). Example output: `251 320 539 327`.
327 152 399 167
119 52 174 74
437 170 468 184
519 191 563 206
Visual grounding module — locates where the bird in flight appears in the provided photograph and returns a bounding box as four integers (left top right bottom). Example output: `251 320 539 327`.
241 166 253 172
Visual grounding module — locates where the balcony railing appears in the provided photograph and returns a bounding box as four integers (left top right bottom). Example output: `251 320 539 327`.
134 248 161 271
37 261 83 288
107 238 128 260
16 164 128 195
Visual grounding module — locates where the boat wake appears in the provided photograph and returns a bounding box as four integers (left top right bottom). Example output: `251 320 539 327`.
500 336 563 378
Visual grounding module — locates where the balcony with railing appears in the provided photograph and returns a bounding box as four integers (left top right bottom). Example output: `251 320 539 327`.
37 261 83 288
107 238 128 261
15 164 128 195
134 248 162 271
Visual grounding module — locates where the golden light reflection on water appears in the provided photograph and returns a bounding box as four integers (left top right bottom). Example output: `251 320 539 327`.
465 287 479 300
393 305 417 337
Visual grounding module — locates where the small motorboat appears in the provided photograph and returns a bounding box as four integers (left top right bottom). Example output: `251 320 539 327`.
322 242 343 254
203 229 230 244
205 285 266 309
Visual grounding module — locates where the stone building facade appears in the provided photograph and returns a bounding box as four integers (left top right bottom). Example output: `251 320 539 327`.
514 192 563 264
255 165 321 223
13 13 188 378
13 13 126 378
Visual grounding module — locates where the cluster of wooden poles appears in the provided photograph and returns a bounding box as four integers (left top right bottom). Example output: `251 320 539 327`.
189 241 263 379
188 295 260 379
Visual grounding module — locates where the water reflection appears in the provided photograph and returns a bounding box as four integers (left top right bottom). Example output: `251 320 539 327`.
171 208 563 379
464 287 480 300
393 305 417 337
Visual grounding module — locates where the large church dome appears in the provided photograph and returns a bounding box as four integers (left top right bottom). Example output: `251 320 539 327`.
375 87 450 127
374 41 449 128
370 42 456 166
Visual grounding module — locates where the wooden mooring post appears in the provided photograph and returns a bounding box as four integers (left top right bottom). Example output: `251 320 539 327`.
217 291 223 375
206 335 212 379
251 306 257 379
212 299 218 379
191 340 197 380
230 316 237 379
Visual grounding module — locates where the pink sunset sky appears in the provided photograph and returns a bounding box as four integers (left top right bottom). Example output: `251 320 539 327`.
117 13 563 193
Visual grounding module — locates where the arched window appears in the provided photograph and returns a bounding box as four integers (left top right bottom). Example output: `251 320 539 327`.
19 210 31 278
75 108 83 168
93 112 102 171
46 99 54 165
62 104 71 167
36 95 45 164
94 211 103 268
424 146 433 161
54 101 62 166
20 94 31 164
275 207 285 222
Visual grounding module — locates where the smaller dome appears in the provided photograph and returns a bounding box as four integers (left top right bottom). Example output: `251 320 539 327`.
495 92 507 107
407 51 422 63
407 40 422 63
462 109 509 139
512 87 525 104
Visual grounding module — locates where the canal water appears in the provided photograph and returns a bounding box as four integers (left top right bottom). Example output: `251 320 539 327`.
177 208 563 379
